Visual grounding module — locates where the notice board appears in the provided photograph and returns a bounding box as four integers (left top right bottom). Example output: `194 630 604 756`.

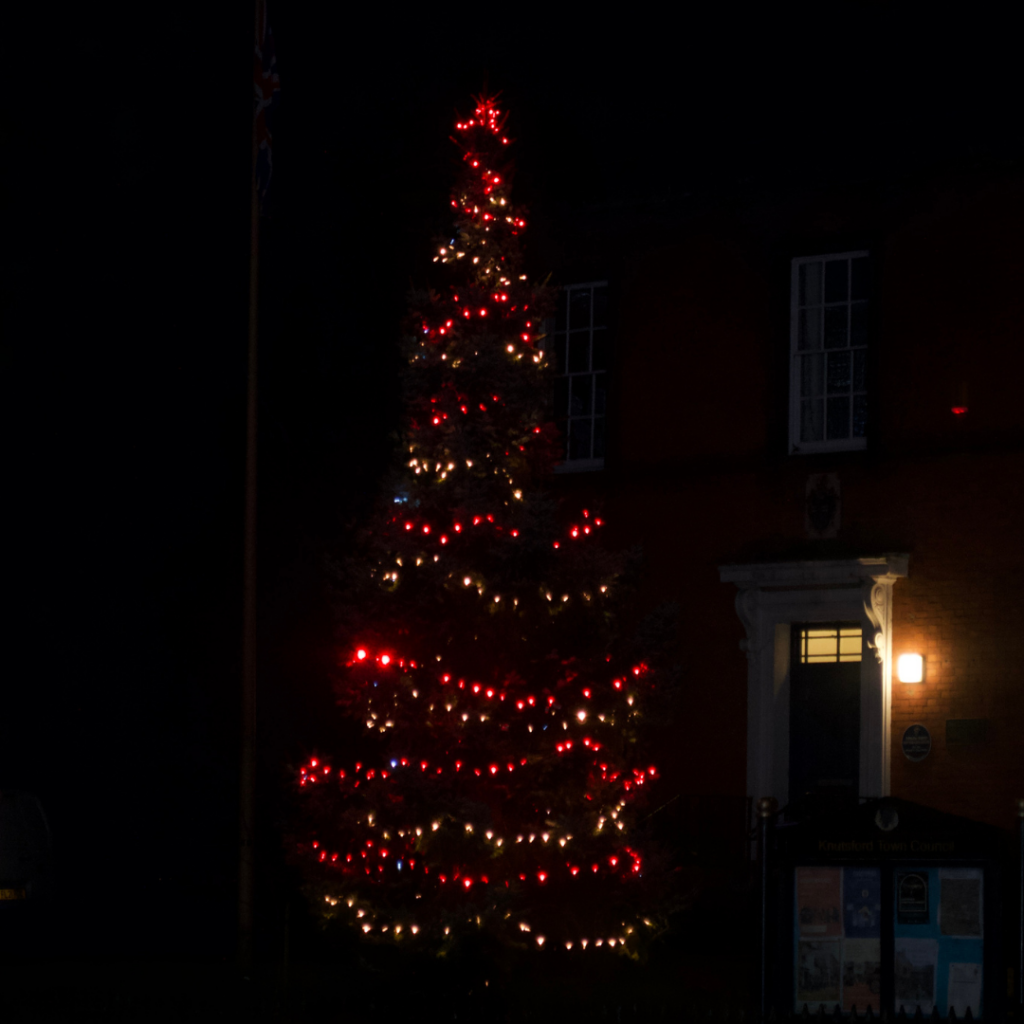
792 864 986 1016
777 798 1007 1021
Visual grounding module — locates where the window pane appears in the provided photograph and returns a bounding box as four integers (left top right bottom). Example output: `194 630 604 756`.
827 396 850 440
824 259 848 303
801 353 824 398
568 418 591 460
806 631 838 662
824 306 848 349
570 375 592 416
554 376 569 417
569 289 591 331
850 257 869 300
799 262 822 306
853 349 866 392
553 333 566 375
800 627 862 664
839 626 864 659
853 394 867 437
850 301 868 347
568 331 590 373
553 284 608 466
827 350 851 394
793 256 868 452
839 629 863 662
555 290 567 331
801 399 824 442
799 307 822 350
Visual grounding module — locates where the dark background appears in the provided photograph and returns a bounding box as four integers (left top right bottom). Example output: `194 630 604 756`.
2 3 1018 961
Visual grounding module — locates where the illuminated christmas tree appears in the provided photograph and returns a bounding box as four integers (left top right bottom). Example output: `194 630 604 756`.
295 97 667 956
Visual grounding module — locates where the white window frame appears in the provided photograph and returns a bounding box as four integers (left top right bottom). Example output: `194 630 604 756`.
789 251 869 454
547 280 608 474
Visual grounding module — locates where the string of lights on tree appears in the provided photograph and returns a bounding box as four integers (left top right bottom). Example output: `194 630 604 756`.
294 96 668 954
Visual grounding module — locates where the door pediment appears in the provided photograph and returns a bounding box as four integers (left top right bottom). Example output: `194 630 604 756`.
720 555 908 815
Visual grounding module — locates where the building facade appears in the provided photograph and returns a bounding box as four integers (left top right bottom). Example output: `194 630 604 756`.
541 163 1024 836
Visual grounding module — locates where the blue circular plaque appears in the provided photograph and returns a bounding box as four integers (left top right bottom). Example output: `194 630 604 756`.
902 723 931 761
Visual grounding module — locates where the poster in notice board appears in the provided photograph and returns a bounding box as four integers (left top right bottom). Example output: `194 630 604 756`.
795 867 881 1014
895 938 938 1014
893 867 984 1018
843 867 881 1013
939 869 982 937
797 867 842 939
896 870 929 925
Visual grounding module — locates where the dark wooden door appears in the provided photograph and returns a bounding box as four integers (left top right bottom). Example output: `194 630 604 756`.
789 623 861 801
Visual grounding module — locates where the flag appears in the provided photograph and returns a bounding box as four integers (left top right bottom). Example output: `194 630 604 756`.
254 3 281 211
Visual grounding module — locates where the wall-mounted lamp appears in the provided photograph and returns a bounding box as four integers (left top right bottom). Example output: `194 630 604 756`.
897 653 924 683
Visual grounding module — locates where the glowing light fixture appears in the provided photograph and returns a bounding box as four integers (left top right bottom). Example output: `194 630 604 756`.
897 653 924 683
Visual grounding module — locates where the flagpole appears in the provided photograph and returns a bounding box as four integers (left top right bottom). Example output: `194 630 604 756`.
239 0 265 975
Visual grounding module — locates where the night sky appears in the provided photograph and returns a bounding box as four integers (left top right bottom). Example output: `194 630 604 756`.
3 4 1018 959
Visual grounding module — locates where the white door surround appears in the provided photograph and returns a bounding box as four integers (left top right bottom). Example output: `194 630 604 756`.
719 556 908 814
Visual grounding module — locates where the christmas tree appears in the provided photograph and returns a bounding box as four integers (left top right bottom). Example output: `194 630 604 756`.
294 96 667 956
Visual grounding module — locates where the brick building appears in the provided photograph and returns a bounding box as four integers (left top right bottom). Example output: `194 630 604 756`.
539 161 1024 839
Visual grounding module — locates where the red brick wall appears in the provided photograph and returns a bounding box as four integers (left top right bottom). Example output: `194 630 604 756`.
555 171 1024 831
889 453 1024 828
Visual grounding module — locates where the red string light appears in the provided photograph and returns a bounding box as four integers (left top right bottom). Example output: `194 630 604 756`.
298 94 659 953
